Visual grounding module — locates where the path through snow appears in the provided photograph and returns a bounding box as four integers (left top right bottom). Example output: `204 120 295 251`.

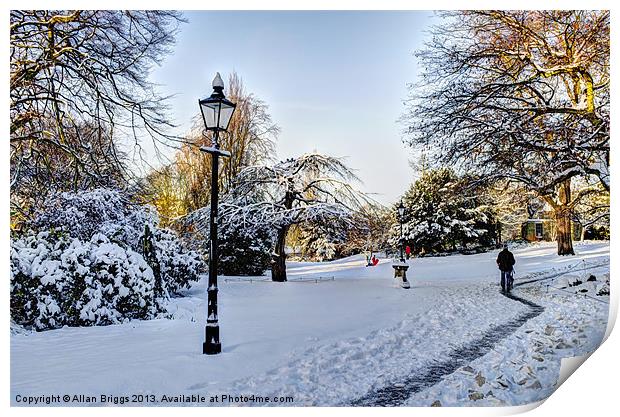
350 291 545 406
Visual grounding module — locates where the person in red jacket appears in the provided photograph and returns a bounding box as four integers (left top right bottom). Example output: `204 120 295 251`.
405 245 411 259
371 255 379 266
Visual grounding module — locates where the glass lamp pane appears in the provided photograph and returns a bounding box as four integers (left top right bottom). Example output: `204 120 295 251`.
218 104 235 130
201 102 221 129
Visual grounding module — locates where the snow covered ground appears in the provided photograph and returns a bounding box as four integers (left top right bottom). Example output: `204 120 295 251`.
11 241 610 407
404 280 609 407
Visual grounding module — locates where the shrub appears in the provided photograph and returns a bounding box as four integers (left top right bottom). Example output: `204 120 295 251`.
32 188 204 293
10 232 160 330
153 228 204 292
218 221 273 276
11 188 205 330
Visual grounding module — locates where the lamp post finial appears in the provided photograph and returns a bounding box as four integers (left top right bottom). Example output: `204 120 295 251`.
212 72 224 89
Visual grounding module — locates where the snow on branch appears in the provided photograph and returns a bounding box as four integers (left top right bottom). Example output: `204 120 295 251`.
178 153 370 240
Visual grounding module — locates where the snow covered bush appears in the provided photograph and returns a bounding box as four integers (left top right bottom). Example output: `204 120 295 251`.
153 228 204 292
307 237 336 261
10 231 160 330
32 188 152 248
80 233 159 325
218 220 273 276
10 231 68 329
29 188 204 294
11 188 206 330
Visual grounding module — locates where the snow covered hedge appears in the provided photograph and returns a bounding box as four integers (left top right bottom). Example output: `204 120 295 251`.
11 232 158 329
11 188 205 330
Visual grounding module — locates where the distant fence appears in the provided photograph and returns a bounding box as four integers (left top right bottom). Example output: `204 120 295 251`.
223 276 335 284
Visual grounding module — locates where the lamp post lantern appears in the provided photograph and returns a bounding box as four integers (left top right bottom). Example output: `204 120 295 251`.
199 72 236 355
397 200 406 262
393 200 410 289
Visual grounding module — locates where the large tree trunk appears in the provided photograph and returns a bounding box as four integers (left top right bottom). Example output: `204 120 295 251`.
555 179 575 256
271 225 289 282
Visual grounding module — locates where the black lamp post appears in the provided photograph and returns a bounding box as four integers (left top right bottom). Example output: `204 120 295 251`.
199 72 236 355
397 200 406 262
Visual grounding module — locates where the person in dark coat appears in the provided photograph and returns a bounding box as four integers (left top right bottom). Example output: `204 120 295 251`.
496 243 515 293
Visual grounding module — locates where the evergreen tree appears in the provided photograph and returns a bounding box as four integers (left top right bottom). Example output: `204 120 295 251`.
218 219 274 276
393 168 497 254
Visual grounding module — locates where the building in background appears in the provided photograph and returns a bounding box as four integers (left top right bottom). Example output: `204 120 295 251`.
521 215 582 242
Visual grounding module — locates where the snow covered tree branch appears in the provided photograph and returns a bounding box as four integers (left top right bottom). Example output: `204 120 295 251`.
10 10 185 223
180 153 370 281
402 11 609 255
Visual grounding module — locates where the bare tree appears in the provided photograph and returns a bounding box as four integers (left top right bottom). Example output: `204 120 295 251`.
571 178 609 240
402 11 609 255
173 72 279 212
10 10 184 221
340 204 392 257
10 120 130 225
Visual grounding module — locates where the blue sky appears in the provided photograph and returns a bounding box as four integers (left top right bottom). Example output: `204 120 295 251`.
149 11 437 205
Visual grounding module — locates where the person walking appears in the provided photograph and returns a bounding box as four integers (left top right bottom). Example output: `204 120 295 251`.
496 243 515 293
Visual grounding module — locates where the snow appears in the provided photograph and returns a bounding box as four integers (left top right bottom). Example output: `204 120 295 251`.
11 241 610 406
404 279 609 406
199 146 232 157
